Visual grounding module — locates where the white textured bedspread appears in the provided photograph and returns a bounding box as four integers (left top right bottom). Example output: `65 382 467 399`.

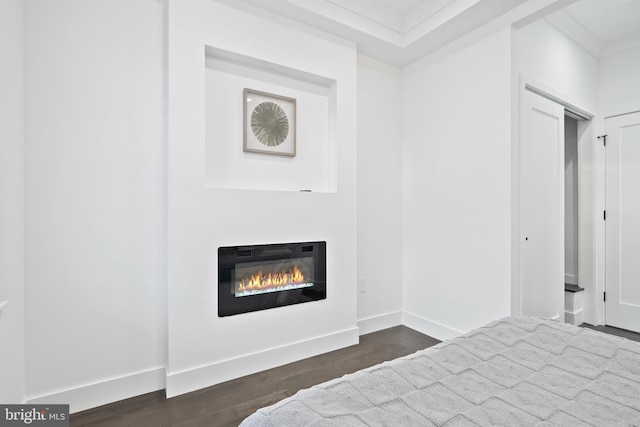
240 317 640 426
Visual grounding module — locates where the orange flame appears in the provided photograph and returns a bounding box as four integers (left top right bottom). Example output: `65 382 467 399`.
237 265 306 293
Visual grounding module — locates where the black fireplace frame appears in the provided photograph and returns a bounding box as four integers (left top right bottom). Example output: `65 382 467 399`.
218 241 326 317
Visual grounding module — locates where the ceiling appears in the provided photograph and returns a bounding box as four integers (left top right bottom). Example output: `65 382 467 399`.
219 0 640 66
546 0 640 58
364 0 427 16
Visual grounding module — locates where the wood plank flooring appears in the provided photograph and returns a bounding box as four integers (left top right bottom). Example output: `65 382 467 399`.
70 326 440 427
70 322 640 427
580 323 640 342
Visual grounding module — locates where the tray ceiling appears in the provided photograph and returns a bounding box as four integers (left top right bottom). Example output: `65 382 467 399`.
219 0 640 65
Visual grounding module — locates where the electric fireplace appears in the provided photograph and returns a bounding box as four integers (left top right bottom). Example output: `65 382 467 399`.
218 241 326 317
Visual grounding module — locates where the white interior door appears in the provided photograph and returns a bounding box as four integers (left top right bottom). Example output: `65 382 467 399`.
605 112 640 332
519 90 565 321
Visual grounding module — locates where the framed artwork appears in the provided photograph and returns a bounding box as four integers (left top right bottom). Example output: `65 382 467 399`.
243 88 296 157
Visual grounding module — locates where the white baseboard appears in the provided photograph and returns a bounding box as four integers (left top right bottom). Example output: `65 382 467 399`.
565 309 584 326
357 311 403 335
401 311 464 341
166 327 359 398
26 367 165 414
22 315 471 412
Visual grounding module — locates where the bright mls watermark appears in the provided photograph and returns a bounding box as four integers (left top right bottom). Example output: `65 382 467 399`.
0 405 69 427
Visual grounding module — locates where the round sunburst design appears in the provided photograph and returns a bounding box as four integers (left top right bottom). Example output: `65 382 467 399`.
251 101 289 147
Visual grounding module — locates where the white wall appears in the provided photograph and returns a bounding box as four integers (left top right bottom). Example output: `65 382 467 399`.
0 0 26 404
513 19 598 114
356 55 403 333
401 28 513 338
599 46 640 118
23 0 166 412
166 0 358 397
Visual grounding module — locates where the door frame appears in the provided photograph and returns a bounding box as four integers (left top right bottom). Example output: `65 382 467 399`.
512 75 603 325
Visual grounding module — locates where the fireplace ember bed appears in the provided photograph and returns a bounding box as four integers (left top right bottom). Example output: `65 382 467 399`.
218 241 326 317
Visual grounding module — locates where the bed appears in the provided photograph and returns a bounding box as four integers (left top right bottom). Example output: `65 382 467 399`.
240 316 640 426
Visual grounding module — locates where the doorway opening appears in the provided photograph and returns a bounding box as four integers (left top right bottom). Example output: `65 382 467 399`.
564 114 585 324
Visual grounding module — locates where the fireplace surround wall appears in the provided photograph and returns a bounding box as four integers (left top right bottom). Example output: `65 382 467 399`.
218 241 327 317
166 0 357 399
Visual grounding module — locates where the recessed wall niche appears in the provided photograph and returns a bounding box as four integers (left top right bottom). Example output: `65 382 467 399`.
204 46 337 193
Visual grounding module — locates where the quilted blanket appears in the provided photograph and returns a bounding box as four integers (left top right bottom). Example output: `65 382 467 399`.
240 317 640 426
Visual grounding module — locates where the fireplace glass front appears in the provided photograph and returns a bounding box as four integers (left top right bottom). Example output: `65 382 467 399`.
218 241 326 316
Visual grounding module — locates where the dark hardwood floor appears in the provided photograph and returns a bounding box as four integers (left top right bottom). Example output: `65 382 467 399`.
70 322 640 427
70 326 440 427
580 323 640 342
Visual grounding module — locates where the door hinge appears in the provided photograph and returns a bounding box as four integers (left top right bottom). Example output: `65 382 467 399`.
598 134 608 146
604 210 606 220
604 292 606 302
